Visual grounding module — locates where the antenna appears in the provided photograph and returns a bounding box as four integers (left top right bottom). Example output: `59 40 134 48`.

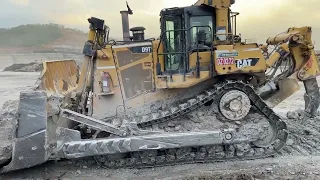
126 1 133 15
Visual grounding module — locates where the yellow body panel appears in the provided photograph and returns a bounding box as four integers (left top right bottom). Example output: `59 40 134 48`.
156 71 211 89
94 46 118 94
87 29 96 42
215 8 230 35
214 45 266 75
189 52 211 69
194 0 234 8
296 49 320 80
108 42 154 99
153 40 165 73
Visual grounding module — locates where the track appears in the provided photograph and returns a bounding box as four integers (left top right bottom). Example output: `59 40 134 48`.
94 81 288 169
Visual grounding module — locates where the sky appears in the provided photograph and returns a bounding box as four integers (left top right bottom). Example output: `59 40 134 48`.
2 0 320 48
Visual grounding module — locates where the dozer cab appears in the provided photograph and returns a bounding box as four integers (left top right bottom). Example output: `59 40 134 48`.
1 0 320 173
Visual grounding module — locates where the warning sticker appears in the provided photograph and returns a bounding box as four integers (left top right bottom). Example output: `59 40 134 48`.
218 52 238 57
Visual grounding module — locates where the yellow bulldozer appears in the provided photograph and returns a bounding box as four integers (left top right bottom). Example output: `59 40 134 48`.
1 0 320 173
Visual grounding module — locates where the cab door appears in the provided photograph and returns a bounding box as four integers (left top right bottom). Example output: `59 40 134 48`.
161 14 185 74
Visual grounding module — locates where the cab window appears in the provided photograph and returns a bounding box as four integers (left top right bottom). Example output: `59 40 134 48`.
190 16 213 45
165 20 181 71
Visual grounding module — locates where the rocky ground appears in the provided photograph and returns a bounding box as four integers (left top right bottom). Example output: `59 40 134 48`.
0 71 319 180
1 155 320 180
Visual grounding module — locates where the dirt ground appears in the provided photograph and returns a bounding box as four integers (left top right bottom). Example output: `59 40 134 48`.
0 155 319 180
0 72 320 180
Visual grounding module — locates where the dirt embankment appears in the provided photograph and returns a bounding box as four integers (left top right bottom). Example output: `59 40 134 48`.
3 62 43 72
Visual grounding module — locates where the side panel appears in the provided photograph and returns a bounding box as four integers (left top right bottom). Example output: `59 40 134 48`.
189 51 211 70
214 45 266 75
92 46 124 119
120 64 153 99
114 42 154 100
92 42 155 119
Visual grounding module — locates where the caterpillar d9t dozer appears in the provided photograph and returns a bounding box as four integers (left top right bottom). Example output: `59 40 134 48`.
1 0 320 173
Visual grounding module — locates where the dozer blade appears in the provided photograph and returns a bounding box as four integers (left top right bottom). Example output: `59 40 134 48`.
0 91 49 173
36 60 79 96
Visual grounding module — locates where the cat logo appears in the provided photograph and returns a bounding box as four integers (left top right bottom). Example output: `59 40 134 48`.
236 58 259 68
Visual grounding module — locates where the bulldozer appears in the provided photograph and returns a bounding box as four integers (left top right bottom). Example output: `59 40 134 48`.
1 0 320 173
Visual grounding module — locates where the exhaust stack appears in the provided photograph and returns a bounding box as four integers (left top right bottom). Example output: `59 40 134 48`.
120 11 130 41
120 1 133 41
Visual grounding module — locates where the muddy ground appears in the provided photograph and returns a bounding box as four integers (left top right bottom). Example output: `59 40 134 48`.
0 71 319 180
